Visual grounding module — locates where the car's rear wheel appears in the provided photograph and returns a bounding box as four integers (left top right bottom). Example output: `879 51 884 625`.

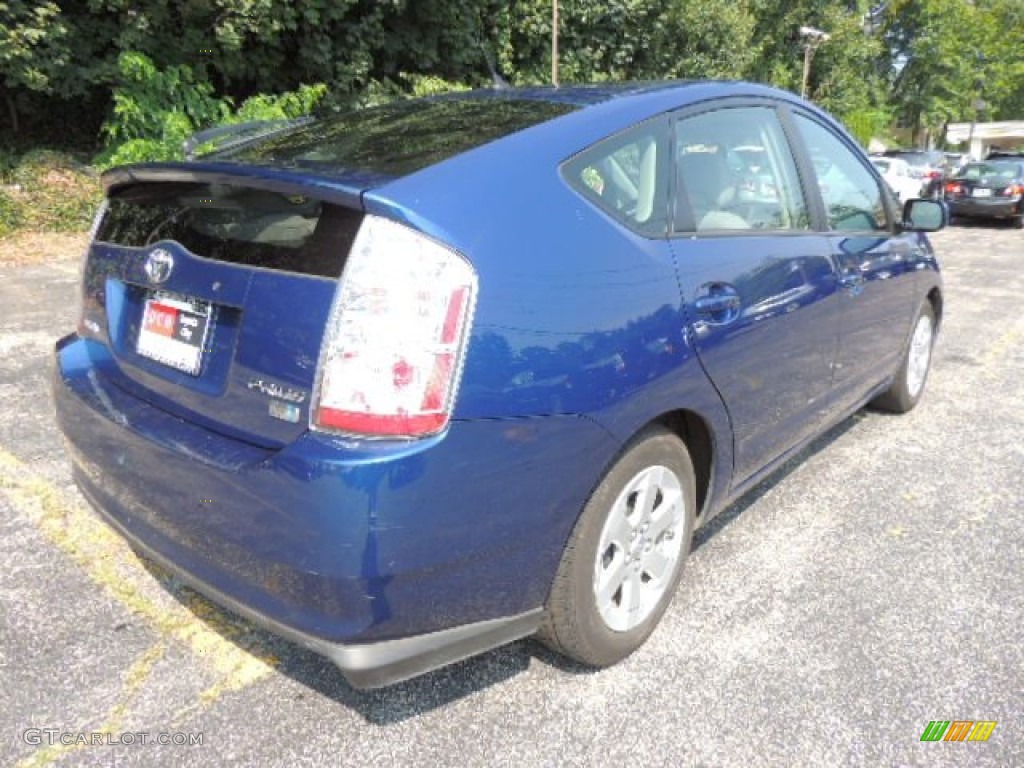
872 302 936 413
538 426 696 667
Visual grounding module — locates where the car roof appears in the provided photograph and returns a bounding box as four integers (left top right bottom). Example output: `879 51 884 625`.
207 81 802 179
448 81 697 106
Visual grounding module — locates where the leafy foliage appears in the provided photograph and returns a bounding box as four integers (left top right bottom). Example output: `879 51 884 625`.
95 53 327 168
0 151 101 236
883 0 1024 142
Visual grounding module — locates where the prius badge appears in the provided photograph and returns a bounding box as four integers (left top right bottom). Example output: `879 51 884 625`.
247 379 307 404
144 248 174 284
248 378 306 424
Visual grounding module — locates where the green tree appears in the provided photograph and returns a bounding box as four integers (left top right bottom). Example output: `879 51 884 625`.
884 0 1024 144
0 2 71 132
748 0 889 122
493 0 756 84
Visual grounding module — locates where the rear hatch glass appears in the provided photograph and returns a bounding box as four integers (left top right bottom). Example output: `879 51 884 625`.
220 96 577 176
84 181 363 447
97 182 358 277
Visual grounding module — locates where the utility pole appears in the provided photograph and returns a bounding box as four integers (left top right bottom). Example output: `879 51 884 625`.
552 0 559 87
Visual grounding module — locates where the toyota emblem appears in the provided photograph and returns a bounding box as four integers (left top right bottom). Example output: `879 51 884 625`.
144 248 174 283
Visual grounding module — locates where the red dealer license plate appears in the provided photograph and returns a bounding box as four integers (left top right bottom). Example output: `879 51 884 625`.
136 292 212 375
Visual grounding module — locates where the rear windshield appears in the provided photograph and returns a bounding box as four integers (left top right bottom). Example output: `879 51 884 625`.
884 150 937 166
96 183 362 278
220 96 578 177
960 162 1022 180
884 152 930 167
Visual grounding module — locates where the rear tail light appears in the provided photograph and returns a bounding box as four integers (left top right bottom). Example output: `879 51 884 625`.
1003 184 1024 197
312 215 477 438
926 170 940 179
945 182 961 195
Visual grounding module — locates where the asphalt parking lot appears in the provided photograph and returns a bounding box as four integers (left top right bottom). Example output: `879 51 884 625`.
1 222 1021 767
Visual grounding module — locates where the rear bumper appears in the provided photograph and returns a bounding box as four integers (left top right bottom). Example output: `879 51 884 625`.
947 197 1023 220
86 486 540 688
55 334 618 686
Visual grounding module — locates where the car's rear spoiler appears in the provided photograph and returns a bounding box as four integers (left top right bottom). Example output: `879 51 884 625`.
100 161 394 210
182 118 314 160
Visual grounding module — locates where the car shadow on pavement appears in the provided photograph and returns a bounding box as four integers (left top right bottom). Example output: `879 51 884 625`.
691 413 860 552
140 552 543 725
141 409 866 725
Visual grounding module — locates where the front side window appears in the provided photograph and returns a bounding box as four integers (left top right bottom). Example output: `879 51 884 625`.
563 121 669 235
673 106 809 233
794 114 889 232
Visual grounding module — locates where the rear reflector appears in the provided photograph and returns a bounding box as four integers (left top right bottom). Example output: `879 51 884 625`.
312 215 477 438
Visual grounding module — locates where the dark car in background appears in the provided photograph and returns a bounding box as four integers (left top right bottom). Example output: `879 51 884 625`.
882 149 946 198
54 81 946 688
944 159 1024 227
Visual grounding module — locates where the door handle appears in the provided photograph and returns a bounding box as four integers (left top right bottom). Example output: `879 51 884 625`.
692 284 742 325
693 294 741 314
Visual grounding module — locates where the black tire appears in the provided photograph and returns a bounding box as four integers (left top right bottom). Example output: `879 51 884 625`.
1012 215 1024 230
538 426 696 667
871 302 936 413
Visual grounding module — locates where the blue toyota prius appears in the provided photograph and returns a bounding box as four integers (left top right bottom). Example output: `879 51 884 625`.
54 81 945 688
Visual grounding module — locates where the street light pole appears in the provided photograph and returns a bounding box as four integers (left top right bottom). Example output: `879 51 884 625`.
801 45 814 99
799 26 830 100
966 98 987 160
552 0 559 87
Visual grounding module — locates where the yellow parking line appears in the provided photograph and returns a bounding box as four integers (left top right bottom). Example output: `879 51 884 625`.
980 327 1021 381
0 449 279 710
15 642 167 768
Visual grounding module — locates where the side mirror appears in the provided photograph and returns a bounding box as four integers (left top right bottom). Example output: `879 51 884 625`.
902 199 947 232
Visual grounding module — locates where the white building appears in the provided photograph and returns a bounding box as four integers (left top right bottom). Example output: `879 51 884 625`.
946 121 1024 160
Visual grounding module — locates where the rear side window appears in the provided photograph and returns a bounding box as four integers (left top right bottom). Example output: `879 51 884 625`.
96 183 363 278
673 106 810 233
562 120 669 236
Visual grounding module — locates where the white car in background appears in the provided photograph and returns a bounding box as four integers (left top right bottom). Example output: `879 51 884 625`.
871 156 921 201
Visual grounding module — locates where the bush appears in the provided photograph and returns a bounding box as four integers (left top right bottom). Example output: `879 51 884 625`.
96 52 328 168
0 189 26 238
